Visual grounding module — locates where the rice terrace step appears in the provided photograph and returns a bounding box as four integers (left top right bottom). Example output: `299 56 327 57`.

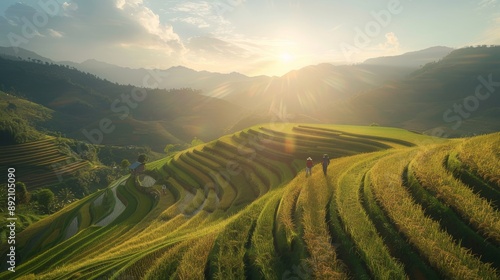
0 124 499 279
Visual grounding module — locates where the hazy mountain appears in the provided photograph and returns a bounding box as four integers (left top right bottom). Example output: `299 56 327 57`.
204 47 455 121
217 63 418 125
349 45 500 136
1 45 497 142
61 59 251 94
0 57 246 151
363 46 454 68
0 45 53 63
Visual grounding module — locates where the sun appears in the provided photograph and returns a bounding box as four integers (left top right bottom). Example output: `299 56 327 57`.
280 52 294 63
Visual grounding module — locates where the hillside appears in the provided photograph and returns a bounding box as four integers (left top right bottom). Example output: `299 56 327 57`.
363 46 454 68
2 124 498 279
213 46 500 137
62 60 251 95
349 45 500 136
3 46 496 138
0 57 246 151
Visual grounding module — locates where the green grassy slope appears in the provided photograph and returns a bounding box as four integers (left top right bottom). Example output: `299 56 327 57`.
1 124 498 279
0 137 91 190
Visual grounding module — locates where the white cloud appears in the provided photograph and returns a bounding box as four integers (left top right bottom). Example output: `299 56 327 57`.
169 1 233 35
0 0 186 68
379 32 400 52
172 17 210 28
116 0 144 10
47 28 64 38
477 0 497 9
62 2 78 12
172 2 213 16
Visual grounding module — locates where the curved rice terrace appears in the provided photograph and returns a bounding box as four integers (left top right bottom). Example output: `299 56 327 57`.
0 137 91 190
1 124 499 280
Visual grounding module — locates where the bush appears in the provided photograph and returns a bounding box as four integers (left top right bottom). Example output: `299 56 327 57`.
32 188 55 214
15 182 30 204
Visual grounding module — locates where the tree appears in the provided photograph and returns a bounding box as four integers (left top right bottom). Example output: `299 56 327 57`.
138 154 147 163
164 144 180 154
120 159 131 169
15 182 30 204
33 189 55 214
191 137 204 147
58 188 75 205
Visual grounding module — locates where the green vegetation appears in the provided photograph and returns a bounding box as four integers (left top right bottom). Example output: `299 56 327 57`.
1 124 498 280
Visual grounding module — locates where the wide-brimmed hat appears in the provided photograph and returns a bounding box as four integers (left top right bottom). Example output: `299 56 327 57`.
307 157 312 160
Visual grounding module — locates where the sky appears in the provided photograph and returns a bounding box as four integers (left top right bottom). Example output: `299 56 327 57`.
0 0 499 76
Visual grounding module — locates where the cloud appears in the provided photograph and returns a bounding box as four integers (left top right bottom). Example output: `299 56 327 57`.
477 0 497 9
47 28 63 38
0 0 185 67
62 2 78 12
379 32 400 52
168 1 236 36
171 16 210 28
171 2 213 15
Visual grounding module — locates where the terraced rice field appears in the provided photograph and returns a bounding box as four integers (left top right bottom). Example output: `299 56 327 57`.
1 124 498 279
0 137 90 189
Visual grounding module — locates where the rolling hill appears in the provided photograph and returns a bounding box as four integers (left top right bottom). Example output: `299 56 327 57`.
348 45 500 135
363 46 454 68
2 45 497 141
0 57 246 151
2 123 498 279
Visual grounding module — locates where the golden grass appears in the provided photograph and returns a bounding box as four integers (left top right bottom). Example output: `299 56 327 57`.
370 149 499 280
11 124 500 280
276 179 302 245
251 190 283 280
299 169 347 279
411 144 500 244
457 132 500 187
175 233 217 280
331 151 407 279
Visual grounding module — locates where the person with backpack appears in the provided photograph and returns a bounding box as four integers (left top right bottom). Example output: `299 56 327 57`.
322 154 330 176
306 157 313 177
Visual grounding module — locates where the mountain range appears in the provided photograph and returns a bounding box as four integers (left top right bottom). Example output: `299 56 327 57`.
1 45 499 151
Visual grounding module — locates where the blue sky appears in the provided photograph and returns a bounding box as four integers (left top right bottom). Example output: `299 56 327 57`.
0 0 499 76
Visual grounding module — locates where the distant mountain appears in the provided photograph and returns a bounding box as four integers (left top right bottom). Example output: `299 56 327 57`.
0 45 53 63
363 46 454 68
0 46 453 102
62 59 250 94
217 63 418 128
349 45 500 136
1 45 497 140
204 47 454 123
0 57 245 151
222 46 499 136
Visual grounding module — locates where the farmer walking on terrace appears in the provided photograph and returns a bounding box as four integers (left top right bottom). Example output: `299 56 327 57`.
322 154 330 176
306 157 313 177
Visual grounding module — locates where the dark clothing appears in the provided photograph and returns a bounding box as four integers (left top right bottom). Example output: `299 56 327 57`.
322 157 330 175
